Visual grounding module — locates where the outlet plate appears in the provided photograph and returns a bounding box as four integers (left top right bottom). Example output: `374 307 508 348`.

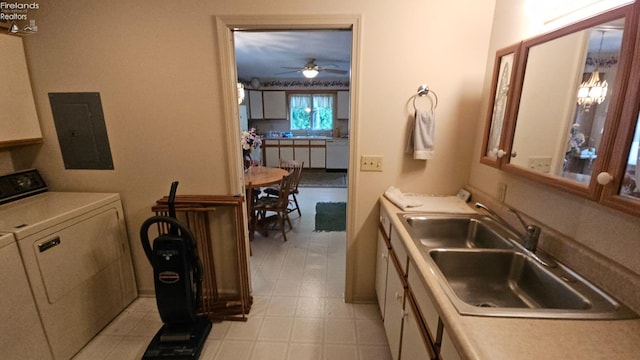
361 155 383 171
527 156 552 173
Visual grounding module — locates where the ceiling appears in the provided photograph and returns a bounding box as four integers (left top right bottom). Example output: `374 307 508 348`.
234 30 352 82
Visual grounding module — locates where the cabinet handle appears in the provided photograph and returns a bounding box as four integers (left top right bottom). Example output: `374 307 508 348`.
497 149 507 158
38 237 61 252
395 291 403 301
510 151 517 158
597 172 614 185
382 253 388 260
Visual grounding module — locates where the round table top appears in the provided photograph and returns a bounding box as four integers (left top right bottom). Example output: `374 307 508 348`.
244 166 288 188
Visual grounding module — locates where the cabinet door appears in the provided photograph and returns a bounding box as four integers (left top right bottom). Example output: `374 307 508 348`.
294 140 310 166
264 146 280 167
248 90 263 119
0 34 42 147
440 328 462 360
263 91 287 119
384 257 405 360
408 262 439 338
375 230 389 319
309 140 326 168
279 140 294 161
337 91 350 119
401 292 437 360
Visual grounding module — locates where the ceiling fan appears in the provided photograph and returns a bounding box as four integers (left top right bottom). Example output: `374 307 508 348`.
280 58 348 78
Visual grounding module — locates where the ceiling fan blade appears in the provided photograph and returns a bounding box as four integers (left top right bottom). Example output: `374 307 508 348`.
275 69 301 75
322 68 348 74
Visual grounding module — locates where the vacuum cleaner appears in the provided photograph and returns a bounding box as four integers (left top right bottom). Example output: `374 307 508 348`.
140 182 212 360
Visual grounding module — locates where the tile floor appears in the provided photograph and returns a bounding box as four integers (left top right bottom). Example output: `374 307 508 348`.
72 187 392 360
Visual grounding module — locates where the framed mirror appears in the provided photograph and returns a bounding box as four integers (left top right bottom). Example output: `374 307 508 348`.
600 15 640 217
503 5 636 198
480 43 520 167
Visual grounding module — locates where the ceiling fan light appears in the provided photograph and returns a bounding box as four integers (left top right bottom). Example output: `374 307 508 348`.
302 69 319 78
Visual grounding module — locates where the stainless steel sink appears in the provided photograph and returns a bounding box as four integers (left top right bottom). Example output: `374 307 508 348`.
397 213 638 319
400 214 514 249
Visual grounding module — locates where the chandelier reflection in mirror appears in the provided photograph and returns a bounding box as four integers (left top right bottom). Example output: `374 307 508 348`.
577 30 608 111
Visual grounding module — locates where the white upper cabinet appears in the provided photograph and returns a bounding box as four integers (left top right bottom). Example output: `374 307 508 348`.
248 90 263 119
0 34 42 147
337 91 350 119
263 91 287 119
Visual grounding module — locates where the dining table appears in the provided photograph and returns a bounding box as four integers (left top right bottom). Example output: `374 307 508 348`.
244 166 289 240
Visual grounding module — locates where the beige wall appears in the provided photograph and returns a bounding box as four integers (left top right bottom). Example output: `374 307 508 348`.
9 0 495 299
469 0 640 276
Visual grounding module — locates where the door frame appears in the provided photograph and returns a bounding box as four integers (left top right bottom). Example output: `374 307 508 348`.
215 14 361 302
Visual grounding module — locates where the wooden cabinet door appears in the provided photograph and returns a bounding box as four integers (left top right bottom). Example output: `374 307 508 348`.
0 34 42 147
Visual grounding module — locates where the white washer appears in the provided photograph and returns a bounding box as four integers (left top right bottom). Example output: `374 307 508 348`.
0 191 137 360
0 232 53 360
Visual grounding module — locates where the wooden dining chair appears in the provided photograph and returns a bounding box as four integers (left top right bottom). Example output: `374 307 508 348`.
252 170 295 241
263 159 304 216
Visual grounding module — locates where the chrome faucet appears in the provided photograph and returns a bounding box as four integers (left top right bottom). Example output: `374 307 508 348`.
474 203 541 252
475 203 556 268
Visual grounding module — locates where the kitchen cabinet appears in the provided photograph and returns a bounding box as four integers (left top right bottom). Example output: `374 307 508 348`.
248 90 263 119
263 91 287 119
294 140 310 167
0 33 42 148
309 140 326 168
376 205 456 360
262 138 326 168
279 139 294 161
375 230 390 319
384 253 405 360
337 91 350 119
401 291 437 360
440 328 462 360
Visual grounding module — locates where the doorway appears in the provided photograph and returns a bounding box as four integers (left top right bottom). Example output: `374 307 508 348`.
215 15 360 302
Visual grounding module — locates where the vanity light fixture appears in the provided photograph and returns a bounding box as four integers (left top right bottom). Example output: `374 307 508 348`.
577 30 608 110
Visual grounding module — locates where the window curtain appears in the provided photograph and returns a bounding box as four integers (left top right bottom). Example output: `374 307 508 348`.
312 95 333 129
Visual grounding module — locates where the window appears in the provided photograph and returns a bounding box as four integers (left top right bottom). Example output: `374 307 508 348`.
289 93 334 130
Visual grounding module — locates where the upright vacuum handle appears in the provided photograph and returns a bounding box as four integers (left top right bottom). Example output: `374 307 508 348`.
168 181 179 235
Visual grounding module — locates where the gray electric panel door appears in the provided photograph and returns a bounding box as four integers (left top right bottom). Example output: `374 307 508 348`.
48 92 114 170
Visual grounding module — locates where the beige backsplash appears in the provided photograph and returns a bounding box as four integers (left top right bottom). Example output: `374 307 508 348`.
467 184 640 314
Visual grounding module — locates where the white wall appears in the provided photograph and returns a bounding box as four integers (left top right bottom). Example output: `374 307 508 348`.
469 0 640 276
11 0 495 300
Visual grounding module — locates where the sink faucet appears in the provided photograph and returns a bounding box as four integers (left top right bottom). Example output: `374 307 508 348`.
474 203 541 251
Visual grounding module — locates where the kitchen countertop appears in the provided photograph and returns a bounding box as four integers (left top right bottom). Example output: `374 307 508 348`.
380 196 640 360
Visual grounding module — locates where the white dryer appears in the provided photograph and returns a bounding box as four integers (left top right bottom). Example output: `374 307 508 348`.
0 170 137 360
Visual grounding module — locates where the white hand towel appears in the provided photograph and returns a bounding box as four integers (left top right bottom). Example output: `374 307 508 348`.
384 186 422 210
407 108 435 160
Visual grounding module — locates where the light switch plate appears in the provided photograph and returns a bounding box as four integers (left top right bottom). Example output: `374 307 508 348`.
360 155 383 171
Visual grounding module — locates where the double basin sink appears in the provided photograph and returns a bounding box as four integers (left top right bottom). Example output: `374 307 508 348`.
398 213 638 320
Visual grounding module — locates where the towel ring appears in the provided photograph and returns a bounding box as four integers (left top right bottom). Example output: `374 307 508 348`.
412 84 438 110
